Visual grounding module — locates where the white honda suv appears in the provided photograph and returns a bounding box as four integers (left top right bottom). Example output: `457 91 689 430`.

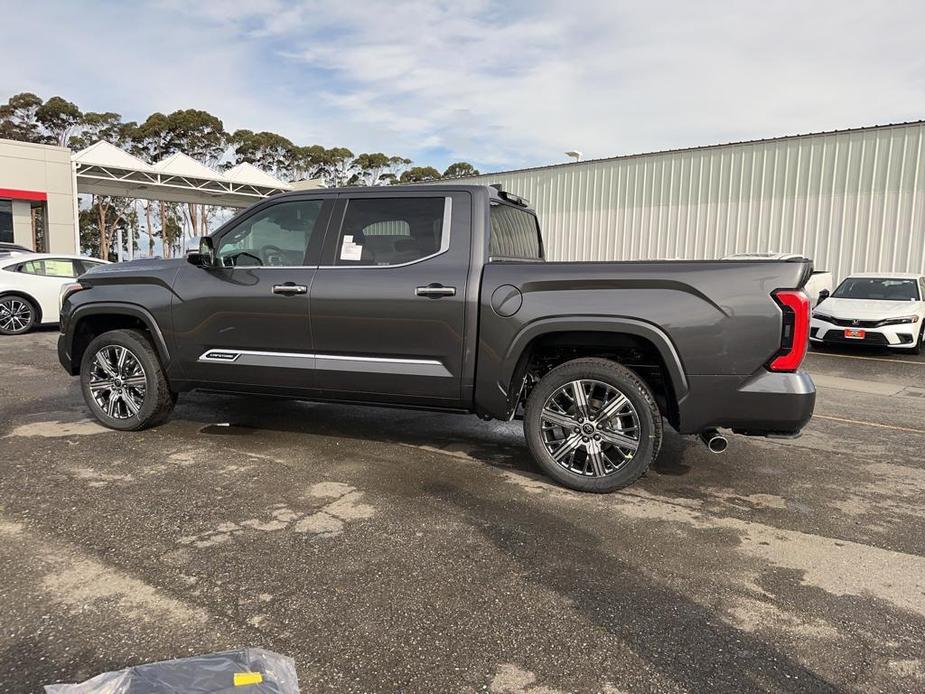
810 273 925 355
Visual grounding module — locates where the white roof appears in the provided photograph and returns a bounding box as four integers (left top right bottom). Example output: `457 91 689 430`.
73 141 154 171
152 152 225 181
224 162 289 188
71 140 293 208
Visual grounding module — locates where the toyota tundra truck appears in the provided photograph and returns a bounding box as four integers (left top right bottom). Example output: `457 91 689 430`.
58 184 815 492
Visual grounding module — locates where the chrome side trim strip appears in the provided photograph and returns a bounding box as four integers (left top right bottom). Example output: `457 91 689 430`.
198 348 452 377
199 349 441 366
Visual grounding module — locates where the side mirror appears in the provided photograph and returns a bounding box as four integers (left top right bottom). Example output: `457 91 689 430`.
817 288 830 304
187 237 215 267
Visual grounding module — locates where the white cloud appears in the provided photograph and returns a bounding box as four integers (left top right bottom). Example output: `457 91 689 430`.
2 0 925 172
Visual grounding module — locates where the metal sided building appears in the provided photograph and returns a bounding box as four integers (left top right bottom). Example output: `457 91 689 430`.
457 121 925 281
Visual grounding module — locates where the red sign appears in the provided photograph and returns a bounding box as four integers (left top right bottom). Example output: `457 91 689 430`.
0 188 47 202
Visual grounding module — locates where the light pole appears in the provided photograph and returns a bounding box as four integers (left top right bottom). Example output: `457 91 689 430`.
565 150 583 162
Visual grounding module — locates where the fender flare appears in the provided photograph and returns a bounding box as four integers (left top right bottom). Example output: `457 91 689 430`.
68 302 170 366
501 315 689 401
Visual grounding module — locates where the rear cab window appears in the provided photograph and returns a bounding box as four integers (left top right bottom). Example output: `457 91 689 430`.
489 204 543 261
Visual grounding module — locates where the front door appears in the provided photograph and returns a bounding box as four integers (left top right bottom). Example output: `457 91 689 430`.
309 191 471 405
171 197 332 392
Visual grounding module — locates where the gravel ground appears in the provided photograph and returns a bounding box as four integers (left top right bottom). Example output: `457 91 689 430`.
1 329 924 693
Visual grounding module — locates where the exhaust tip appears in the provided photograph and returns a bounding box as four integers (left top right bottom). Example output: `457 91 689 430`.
699 429 728 453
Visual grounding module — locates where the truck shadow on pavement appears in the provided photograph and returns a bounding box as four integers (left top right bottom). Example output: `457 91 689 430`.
183 393 701 481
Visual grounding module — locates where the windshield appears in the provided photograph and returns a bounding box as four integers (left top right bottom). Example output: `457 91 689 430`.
832 278 920 301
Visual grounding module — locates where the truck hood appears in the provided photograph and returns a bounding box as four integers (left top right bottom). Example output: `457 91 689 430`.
81 257 184 278
814 297 924 319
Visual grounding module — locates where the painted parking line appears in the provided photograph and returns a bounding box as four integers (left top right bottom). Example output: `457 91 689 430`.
807 351 925 366
814 414 925 435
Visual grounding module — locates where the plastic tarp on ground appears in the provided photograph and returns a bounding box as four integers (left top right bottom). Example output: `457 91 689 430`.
44 648 298 693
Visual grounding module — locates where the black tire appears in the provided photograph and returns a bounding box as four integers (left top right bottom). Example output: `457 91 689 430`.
79 329 175 431
524 358 662 493
0 295 38 335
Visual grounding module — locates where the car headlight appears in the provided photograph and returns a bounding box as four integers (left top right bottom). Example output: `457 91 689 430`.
878 315 920 326
812 312 833 321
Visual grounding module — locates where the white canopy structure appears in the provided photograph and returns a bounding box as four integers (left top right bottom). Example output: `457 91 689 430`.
73 141 293 207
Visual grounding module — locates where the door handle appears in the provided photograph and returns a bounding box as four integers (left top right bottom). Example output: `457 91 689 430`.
272 283 307 295
415 284 456 298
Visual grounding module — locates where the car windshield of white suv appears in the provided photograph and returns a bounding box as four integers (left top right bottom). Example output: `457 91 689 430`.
832 278 920 301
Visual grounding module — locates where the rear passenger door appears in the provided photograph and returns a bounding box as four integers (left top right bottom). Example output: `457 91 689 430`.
309 191 471 404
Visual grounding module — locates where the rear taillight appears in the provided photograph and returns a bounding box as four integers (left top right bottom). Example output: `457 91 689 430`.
768 289 810 372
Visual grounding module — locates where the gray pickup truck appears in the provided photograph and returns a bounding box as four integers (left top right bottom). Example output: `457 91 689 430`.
58 184 815 492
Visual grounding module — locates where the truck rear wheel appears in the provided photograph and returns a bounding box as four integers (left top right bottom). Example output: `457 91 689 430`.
79 329 175 431
524 358 662 493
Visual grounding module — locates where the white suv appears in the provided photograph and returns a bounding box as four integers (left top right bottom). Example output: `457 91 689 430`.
0 253 108 335
810 273 925 354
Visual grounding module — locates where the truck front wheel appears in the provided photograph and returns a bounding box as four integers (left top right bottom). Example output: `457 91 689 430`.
79 328 176 431
524 358 662 492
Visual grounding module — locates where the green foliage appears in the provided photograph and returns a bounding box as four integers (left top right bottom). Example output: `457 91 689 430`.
400 166 442 183
79 197 137 259
443 162 479 178
0 93 48 142
69 111 134 150
165 109 226 165
36 96 83 146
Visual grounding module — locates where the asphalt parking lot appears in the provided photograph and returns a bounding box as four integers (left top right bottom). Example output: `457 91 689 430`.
1 331 924 693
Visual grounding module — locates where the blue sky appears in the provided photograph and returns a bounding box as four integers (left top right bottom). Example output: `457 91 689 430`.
2 0 925 174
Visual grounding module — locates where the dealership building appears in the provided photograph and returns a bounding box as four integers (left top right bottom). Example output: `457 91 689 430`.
0 139 78 253
459 120 925 281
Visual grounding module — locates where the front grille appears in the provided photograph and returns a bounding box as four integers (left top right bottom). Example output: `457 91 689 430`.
819 315 916 329
823 316 882 328
823 332 890 346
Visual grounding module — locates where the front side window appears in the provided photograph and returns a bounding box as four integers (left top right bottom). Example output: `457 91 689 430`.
832 278 921 301
217 200 324 267
489 204 542 260
334 197 446 266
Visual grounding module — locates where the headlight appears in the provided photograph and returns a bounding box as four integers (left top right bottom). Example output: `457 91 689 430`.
59 282 85 310
812 312 833 321
878 315 920 326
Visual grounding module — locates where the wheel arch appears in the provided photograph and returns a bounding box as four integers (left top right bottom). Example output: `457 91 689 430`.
495 317 688 425
0 290 43 324
65 303 170 375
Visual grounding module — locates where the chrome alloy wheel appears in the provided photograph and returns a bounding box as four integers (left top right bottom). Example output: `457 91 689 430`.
88 345 148 419
540 379 641 478
0 298 32 333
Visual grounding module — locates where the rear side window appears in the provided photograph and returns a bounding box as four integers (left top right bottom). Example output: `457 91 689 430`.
489 204 542 260
18 259 77 277
334 197 447 266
